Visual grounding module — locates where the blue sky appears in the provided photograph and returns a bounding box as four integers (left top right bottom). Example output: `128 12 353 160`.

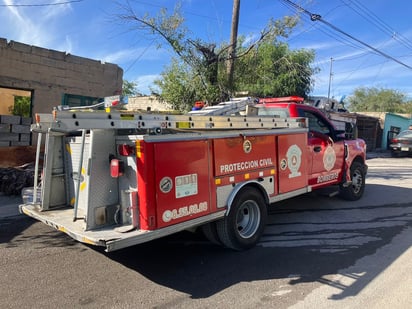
1 0 412 100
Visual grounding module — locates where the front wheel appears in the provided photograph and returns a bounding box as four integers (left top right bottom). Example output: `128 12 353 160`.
339 161 366 200
216 187 267 250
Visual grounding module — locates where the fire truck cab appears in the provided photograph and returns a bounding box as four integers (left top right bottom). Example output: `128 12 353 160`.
256 97 367 199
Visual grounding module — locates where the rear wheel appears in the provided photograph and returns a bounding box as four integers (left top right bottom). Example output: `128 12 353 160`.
339 161 366 200
200 221 222 245
216 187 267 250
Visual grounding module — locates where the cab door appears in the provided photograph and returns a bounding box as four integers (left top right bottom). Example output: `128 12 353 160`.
301 110 345 188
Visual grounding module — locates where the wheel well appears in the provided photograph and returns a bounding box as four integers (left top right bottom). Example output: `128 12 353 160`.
349 155 368 175
352 155 364 165
227 181 269 214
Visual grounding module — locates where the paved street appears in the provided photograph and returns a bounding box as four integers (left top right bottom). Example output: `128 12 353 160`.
0 154 411 308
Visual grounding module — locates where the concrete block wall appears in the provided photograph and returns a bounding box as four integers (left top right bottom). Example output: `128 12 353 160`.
0 38 123 116
0 115 31 146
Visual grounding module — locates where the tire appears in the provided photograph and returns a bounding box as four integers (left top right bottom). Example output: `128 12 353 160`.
216 187 267 250
200 221 222 245
339 161 366 201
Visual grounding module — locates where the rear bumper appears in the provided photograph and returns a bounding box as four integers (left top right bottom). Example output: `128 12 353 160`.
19 204 226 252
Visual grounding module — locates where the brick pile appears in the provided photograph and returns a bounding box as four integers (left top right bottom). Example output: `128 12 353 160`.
0 114 31 147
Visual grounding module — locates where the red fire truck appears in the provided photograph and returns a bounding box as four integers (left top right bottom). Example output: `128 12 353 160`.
20 96 367 252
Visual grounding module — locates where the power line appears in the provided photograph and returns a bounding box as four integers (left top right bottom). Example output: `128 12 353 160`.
280 0 369 52
341 0 412 51
0 0 83 7
279 0 412 70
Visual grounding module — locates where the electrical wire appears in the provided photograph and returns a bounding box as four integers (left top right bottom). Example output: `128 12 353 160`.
341 0 412 51
0 0 83 7
279 0 412 70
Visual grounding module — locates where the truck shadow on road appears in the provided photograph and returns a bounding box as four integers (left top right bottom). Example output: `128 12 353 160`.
106 183 412 301
0 216 87 251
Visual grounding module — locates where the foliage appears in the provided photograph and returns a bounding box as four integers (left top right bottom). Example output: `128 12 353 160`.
233 42 317 98
9 96 31 117
348 87 412 113
115 2 317 111
153 59 222 112
155 42 317 111
122 80 140 96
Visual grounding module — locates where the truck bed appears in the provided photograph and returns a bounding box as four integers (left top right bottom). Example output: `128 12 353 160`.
19 204 225 252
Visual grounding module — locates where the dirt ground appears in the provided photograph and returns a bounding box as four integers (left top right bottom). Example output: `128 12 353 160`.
0 146 37 168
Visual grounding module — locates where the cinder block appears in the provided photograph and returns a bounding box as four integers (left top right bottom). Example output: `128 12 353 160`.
19 134 31 142
0 133 19 141
8 40 32 53
49 50 66 61
1 115 21 125
0 141 10 147
11 141 30 146
0 124 10 133
31 46 50 57
21 117 32 125
42 57 58 67
0 38 7 48
11 124 30 134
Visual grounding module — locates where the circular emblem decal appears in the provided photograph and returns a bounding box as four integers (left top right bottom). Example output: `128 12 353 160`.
286 144 302 178
243 140 252 153
159 177 173 194
323 146 336 171
162 210 173 222
280 158 287 170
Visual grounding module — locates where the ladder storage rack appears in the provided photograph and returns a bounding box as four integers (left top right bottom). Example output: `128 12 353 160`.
188 97 255 116
33 109 307 133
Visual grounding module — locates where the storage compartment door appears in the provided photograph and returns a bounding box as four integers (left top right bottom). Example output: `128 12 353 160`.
277 133 308 193
154 140 211 228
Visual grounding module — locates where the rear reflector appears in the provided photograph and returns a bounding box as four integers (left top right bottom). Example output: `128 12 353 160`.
110 159 124 177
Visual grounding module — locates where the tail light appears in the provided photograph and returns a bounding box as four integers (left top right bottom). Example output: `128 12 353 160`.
118 144 135 156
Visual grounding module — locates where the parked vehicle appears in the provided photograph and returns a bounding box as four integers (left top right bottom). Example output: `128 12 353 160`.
19 96 367 252
389 130 412 157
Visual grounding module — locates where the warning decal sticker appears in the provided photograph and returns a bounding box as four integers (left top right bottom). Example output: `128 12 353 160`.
175 174 198 198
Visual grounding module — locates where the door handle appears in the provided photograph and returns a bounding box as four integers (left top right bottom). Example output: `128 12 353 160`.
314 146 322 153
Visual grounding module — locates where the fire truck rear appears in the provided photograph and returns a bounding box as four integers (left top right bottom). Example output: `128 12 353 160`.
20 97 367 252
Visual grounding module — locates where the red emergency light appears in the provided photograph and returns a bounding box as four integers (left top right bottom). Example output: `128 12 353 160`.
259 96 304 104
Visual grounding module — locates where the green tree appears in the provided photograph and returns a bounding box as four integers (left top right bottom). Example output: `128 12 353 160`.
403 101 412 113
115 1 305 106
348 87 409 112
233 41 317 98
155 40 316 111
9 96 31 117
122 80 139 96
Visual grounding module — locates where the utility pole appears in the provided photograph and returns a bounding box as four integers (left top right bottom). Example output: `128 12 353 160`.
227 0 240 93
327 57 333 103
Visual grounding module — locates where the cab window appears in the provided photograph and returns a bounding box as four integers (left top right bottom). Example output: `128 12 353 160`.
301 110 335 139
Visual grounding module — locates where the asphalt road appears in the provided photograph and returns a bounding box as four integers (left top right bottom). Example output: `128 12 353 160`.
1 155 411 308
